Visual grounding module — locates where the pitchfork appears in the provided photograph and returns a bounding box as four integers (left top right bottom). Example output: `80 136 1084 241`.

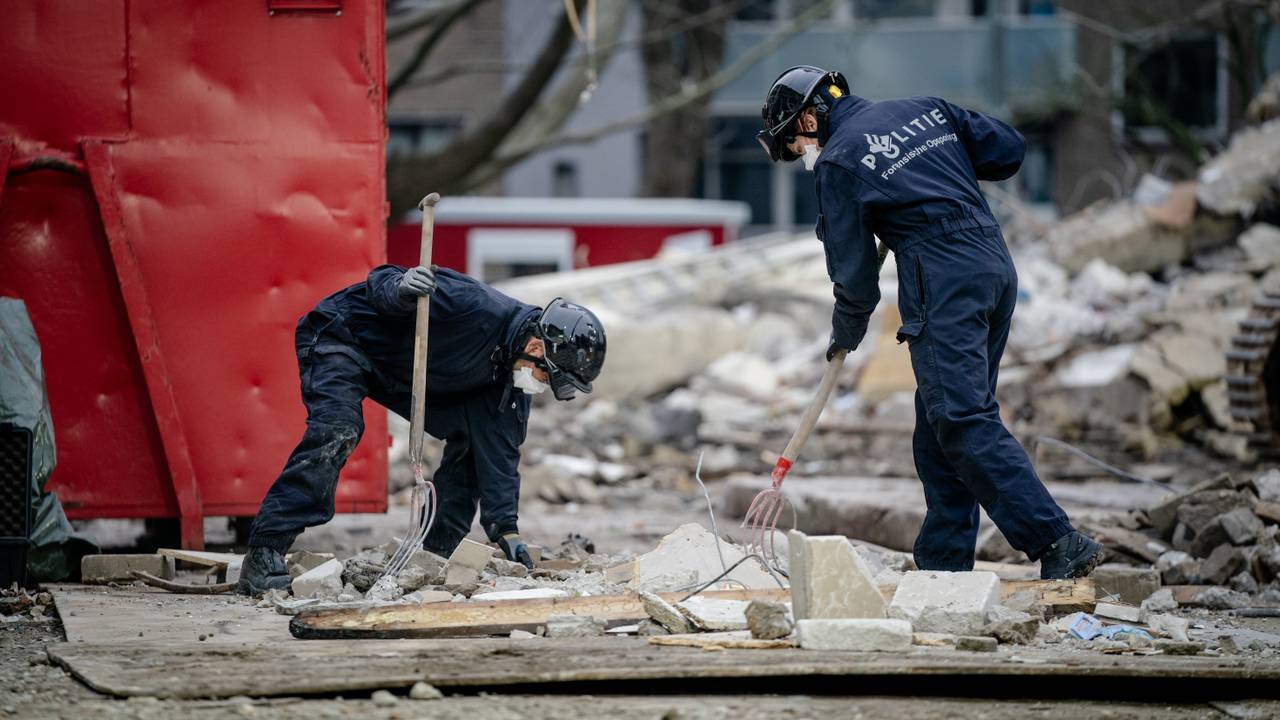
369 193 442 601
741 241 889 568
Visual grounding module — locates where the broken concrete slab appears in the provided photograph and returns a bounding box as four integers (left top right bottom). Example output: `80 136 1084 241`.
1155 551 1200 585
1147 475 1234 536
1046 200 1194 274
1201 544 1247 585
1220 508 1265 545
1139 588 1178 618
286 551 334 578
745 600 793 640
401 589 453 604
396 565 432 592
887 571 1000 636
444 539 493 587
1147 613 1190 642
486 557 530 578
1254 469 1280 503
1188 586 1249 609
982 605 1039 645
1239 223 1280 269
623 523 776 592
1177 489 1254 536
1094 602 1142 623
81 554 175 584
1090 565 1161 605
291 559 344 600
676 596 750 632
1197 118 1280 216
795 618 912 652
955 635 998 652
406 549 447 581
638 591 692 635
342 556 386 592
544 614 606 638
788 531 887 620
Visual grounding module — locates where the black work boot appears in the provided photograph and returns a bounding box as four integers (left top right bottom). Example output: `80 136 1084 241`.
236 546 292 596
1039 531 1104 580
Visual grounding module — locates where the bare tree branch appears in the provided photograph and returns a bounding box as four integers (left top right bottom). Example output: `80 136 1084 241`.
463 0 835 187
388 0 586 204
386 0 473 42
387 0 490 100
402 0 750 91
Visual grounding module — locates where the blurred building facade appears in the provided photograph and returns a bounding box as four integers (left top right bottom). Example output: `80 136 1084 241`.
386 0 1280 232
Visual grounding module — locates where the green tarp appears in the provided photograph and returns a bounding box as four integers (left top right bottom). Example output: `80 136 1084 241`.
0 298 97 581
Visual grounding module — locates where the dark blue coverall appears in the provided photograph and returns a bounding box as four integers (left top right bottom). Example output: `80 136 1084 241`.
247 265 540 557
813 95 1074 570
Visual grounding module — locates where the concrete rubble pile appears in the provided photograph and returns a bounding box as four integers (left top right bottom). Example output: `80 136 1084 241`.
457 116 1280 516
627 530 1269 658
1082 468 1280 611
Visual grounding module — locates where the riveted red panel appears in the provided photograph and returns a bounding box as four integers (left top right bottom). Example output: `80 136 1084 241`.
0 0 387 543
85 140 387 516
128 1 382 144
0 2 129 153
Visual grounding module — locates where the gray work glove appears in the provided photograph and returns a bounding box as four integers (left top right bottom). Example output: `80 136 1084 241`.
826 337 850 363
397 265 437 300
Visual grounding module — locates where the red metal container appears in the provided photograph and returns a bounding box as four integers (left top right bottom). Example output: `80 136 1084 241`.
0 1 389 548
388 197 750 281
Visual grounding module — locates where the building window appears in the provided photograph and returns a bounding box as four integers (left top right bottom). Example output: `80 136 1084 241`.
1016 124 1054 204
736 0 777 21
852 0 938 20
1120 34 1223 137
706 117 775 227
386 117 462 156
551 160 580 198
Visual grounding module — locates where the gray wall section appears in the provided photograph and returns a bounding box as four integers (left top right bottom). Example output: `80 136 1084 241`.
501 0 645 199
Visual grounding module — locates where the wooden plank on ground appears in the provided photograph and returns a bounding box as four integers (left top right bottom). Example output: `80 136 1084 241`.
292 579 1093 640
157 548 238 568
648 632 796 650
49 584 290 646
290 588 791 639
48 637 1280 700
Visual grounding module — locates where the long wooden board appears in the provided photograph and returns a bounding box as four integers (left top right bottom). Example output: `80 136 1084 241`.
50 584 290 646
48 637 1280 700
290 579 1095 640
290 588 791 639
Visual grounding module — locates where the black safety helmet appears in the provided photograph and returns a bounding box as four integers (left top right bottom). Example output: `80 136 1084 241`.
757 65 850 162
523 298 606 401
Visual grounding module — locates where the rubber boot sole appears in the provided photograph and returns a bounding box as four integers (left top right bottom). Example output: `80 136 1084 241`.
236 576 292 597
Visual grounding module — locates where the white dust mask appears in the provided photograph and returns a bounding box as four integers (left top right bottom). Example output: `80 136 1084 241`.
513 366 549 395
801 144 821 172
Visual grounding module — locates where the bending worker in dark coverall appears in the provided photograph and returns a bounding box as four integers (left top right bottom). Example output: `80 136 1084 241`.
237 264 606 595
758 66 1104 579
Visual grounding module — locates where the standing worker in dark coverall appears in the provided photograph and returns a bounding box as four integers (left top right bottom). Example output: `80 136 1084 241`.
757 66 1104 579
237 264 606 595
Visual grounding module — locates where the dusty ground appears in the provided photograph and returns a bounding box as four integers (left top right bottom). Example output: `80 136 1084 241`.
5 619 1280 720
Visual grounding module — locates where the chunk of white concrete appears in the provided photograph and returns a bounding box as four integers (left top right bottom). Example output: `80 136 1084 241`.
796 618 912 652
887 571 1000 635
677 597 750 632
444 539 493 586
639 591 692 634
788 531 886 620
291 558 344 600
625 523 776 591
